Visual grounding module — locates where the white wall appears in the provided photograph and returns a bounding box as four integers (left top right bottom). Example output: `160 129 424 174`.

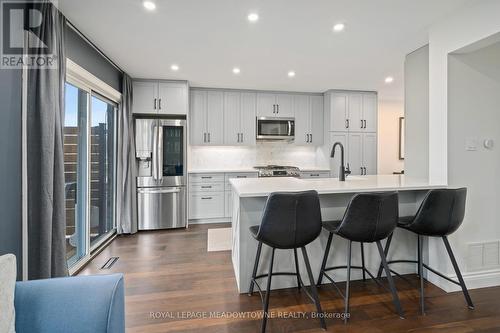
446 43 500 290
377 100 404 174
428 0 500 185
404 45 429 180
188 143 327 170
425 0 500 291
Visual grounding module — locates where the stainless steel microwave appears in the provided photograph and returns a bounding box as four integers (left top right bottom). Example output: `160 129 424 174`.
256 117 295 141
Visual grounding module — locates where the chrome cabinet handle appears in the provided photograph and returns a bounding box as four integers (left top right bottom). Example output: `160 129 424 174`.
306 134 309 143
345 119 349 128
277 104 279 113
361 120 363 129
273 104 276 113
310 133 312 143
159 98 162 110
154 98 157 110
364 120 367 128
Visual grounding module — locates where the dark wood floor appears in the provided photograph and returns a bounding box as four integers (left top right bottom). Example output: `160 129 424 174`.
79 223 500 333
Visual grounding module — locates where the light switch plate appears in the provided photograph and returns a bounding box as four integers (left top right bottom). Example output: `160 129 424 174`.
465 137 478 151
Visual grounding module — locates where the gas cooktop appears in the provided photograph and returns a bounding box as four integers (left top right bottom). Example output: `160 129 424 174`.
254 165 300 177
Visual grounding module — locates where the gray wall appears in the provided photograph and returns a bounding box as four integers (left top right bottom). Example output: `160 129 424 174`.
65 24 122 92
404 45 429 180
0 69 23 277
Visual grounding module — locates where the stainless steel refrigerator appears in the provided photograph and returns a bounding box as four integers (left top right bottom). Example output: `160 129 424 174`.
135 118 187 230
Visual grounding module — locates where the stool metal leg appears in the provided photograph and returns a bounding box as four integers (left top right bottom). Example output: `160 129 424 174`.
442 236 474 310
376 241 405 319
344 240 352 323
293 248 301 290
360 242 366 282
249 242 263 295
301 247 327 330
261 247 275 333
317 232 333 286
418 235 425 314
377 233 393 278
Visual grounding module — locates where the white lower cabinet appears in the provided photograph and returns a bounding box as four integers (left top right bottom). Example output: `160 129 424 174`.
189 193 225 219
329 132 377 177
189 172 257 221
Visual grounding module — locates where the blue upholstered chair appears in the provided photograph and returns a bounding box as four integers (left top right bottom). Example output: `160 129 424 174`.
14 273 125 333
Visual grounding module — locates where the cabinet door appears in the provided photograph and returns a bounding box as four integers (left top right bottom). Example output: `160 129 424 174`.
275 94 294 117
362 93 377 132
348 93 363 131
330 93 348 132
188 192 225 219
132 81 157 114
256 93 276 117
225 191 232 218
329 132 348 178
157 82 188 115
310 95 324 145
348 133 363 175
190 90 207 145
206 91 224 145
240 92 256 145
223 91 241 145
363 133 377 175
293 95 310 145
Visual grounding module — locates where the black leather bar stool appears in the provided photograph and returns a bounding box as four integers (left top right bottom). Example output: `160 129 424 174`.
248 190 326 332
317 192 405 321
376 188 474 314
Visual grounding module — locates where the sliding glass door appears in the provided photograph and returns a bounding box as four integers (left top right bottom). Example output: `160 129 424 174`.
64 80 117 270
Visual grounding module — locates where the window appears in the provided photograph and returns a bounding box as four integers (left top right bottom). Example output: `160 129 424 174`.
64 60 120 272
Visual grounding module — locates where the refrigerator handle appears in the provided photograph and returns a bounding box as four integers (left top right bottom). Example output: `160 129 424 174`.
152 124 158 181
157 124 164 182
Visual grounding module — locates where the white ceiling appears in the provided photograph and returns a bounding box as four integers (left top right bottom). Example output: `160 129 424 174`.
58 0 472 101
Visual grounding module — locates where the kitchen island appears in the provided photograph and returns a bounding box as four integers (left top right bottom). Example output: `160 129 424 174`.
229 175 443 293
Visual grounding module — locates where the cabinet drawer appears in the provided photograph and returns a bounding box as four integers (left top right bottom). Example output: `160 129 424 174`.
300 171 330 179
188 192 224 219
189 173 224 184
225 172 258 190
189 183 225 193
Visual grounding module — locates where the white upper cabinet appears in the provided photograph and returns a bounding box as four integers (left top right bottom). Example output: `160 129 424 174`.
294 95 323 145
223 91 241 145
132 80 188 115
240 92 257 145
325 91 377 133
256 93 276 117
206 91 224 145
362 93 377 132
189 90 223 145
256 93 294 117
157 82 188 115
190 90 208 145
329 93 349 132
310 95 324 145
132 81 157 114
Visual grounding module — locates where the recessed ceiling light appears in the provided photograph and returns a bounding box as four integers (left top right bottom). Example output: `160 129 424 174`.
143 0 156 11
171 64 179 71
248 13 259 22
288 71 296 78
333 23 345 32
232 67 241 74
385 76 394 84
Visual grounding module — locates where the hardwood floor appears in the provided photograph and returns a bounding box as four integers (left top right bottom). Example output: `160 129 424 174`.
79 223 500 333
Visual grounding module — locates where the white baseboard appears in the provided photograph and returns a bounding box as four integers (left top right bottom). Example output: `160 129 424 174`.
189 218 231 225
427 267 500 292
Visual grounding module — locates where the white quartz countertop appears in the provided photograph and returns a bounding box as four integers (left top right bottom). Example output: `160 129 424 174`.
230 175 444 197
188 166 330 174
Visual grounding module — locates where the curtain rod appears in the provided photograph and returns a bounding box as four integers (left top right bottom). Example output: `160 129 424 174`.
66 20 125 75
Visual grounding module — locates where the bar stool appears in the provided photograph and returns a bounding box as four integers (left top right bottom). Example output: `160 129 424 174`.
248 190 326 332
317 192 405 321
376 188 474 314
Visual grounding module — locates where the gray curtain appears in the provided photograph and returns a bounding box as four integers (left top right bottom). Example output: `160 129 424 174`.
27 3 68 279
116 74 137 234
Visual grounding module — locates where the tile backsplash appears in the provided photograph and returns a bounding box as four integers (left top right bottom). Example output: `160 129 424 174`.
188 142 329 170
